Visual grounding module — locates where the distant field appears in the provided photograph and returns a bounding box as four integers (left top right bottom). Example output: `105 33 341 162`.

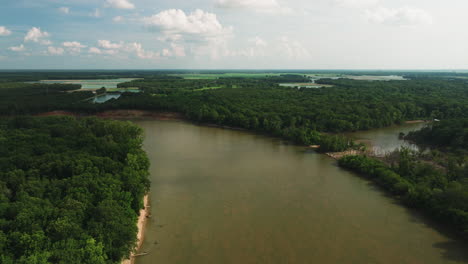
170 73 302 79
33 78 138 89
193 86 223 91
279 83 334 88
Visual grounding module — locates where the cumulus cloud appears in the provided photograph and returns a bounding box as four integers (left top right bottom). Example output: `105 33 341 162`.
98 40 123 49
58 7 70 14
106 0 135 9
63 41 87 53
334 0 379 8
94 40 160 59
366 7 433 26
113 16 124 23
161 44 186 57
279 36 310 59
126 42 159 59
143 9 232 59
144 9 231 37
90 8 101 18
8 44 25 52
63 41 86 48
0 26 12 36
88 47 102 54
215 0 292 14
48 46 64 55
249 36 267 47
89 46 118 55
24 27 51 44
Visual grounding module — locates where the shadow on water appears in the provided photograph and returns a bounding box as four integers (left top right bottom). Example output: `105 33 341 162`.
334 160 468 263
433 241 468 263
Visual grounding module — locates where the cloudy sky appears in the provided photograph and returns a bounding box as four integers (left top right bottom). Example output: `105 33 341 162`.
0 0 466 69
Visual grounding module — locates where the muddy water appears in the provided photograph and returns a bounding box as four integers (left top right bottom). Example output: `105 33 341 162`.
135 120 467 264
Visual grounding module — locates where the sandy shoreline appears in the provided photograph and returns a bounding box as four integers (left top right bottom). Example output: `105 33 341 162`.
404 120 427 124
122 194 150 264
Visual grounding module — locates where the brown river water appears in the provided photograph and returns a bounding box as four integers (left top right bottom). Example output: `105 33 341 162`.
134 120 468 264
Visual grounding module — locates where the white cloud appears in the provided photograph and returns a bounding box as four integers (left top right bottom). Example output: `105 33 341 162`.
161 44 186 57
334 0 379 8
113 16 124 23
279 36 310 59
98 40 123 49
90 8 101 18
143 9 231 37
48 46 64 55
58 7 70 14
89 47 118 55
88 47 102 54
0 26 12 36
366 7 433 26
24 27 51 44
249 36 267 47
93 40 160 59
8 44 25 52
63 41 87 53
106 0 135 9
215 0 292 14
63 41 86 48
126 42 159 59
143 9 233 60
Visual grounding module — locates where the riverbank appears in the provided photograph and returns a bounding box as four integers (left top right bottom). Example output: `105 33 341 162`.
34 110 185 121
405 120 428 124
122 194 150 264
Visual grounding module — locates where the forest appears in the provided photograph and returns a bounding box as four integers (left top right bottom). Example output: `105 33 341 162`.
0 116 150 263
4 74 468 152
0 82 92 115
406 118 468 152
2 71 468 256
96 77 468 151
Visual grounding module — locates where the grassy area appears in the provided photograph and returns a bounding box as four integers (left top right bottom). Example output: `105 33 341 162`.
170 73 303 79
193 86 224 91
107 87 140 92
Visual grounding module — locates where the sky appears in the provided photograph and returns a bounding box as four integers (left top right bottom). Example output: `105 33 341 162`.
0 0 467 69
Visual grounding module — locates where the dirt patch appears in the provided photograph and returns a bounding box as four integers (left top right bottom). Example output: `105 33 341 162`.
35 111 81 117
96 110 184 121
405 120 427 124
33 110 184 121
122 194 150 264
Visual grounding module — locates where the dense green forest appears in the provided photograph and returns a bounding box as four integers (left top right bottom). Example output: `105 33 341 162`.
96 77 468 151
0 116 150 263
4 74 468 152
0 82 92 115
406 118 468 152
2 71 468 251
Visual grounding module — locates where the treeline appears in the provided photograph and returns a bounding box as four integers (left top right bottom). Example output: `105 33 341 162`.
0 116 150 263
5 77 468 151
86 78 468 151
339 152 468 240
406 118 468 151
0 82 92 115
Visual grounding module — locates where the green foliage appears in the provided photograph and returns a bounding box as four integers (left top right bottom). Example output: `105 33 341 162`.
0 82 92 115
406 118 468 151
0 116 150 263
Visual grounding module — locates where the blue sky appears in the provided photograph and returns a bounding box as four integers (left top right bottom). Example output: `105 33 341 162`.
0 0 467 69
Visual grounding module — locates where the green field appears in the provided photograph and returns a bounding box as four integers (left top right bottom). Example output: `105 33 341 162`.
170 73 303 79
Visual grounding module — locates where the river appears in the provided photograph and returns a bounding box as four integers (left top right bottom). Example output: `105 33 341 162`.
134 120 468 264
